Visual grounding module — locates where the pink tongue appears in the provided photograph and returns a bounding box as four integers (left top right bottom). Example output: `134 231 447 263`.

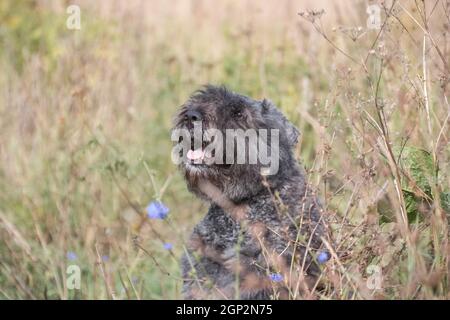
187 149 204 161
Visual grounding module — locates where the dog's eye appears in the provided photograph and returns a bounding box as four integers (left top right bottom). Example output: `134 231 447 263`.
232 109 243 118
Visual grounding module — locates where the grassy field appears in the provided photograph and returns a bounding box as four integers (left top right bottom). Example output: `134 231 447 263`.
0 0 449 299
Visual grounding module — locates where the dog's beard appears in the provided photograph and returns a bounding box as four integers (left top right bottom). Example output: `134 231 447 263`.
173 122 268 202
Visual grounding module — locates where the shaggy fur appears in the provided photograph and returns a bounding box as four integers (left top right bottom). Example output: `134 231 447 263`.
173 85 328 299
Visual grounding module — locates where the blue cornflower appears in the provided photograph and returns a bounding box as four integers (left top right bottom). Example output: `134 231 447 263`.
66 251 78 261
102 255 109 262
269 273 283 282
163 243 173 250
146 200 169 219
317 251 330 264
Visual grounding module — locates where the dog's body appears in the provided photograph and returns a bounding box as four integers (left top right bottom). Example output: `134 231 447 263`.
173 86 328 299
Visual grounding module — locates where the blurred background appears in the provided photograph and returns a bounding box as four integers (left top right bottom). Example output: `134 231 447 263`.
0 0 449 299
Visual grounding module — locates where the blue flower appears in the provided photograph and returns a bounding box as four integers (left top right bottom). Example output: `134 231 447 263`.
146 200 169 219
269 273 283 282
102 255 109 262
66 251 77 261
317 251 330 264
163 243 173 250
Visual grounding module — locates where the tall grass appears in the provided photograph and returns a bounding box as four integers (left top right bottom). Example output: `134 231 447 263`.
0 0 449 299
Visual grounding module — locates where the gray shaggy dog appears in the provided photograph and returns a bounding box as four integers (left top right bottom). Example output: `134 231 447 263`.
173 85 329 300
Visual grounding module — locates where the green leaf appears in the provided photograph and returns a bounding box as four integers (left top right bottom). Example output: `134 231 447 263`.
397 146 435 221
379 146 439 223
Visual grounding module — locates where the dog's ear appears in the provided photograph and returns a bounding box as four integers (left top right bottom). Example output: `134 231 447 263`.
261 99 300 147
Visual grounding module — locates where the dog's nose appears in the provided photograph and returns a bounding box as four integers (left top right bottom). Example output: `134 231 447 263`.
186 110 202 122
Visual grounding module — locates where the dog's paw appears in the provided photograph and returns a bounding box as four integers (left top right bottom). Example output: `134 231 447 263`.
220 248 239 271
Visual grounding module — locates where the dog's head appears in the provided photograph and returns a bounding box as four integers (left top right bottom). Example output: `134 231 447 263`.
172 85 300 202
